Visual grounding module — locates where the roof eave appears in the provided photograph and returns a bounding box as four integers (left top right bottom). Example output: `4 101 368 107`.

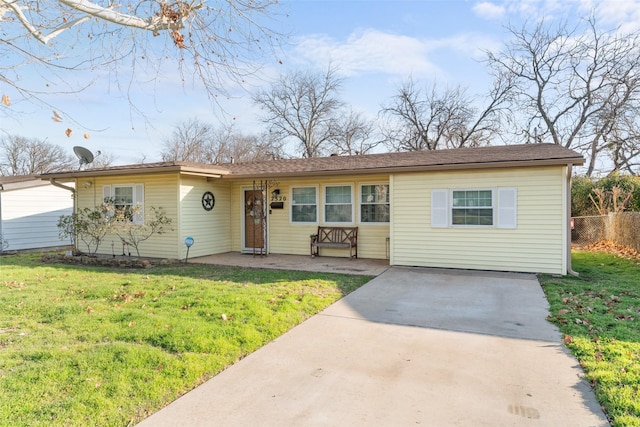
0 179 49 191
224 157 585 179
39 165 230 180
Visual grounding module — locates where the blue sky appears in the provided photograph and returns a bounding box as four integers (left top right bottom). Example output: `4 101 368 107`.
2 0 639 165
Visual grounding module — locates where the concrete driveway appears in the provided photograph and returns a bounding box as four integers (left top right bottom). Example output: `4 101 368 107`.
137 267 609 427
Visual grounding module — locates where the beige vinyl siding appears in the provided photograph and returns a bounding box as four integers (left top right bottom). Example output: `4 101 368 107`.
391 166 566 274
178 177 232 258
229 175 390 259
75 174 180 259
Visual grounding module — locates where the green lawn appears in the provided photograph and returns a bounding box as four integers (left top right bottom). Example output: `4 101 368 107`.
540 251 640 427
0 253 371 427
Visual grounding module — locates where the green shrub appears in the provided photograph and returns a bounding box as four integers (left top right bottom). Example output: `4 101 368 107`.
572 174 640 217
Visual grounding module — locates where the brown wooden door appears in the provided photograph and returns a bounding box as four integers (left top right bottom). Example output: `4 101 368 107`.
243 189 265 250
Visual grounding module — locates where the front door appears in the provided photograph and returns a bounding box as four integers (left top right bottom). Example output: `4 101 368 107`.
242 189 266 253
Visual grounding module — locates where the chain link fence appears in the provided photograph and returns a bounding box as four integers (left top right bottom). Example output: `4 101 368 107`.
572 212 640 252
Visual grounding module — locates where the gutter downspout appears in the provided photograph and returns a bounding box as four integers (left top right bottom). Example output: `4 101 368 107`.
49 179 75 194
566 165 579 276
49 179 77 253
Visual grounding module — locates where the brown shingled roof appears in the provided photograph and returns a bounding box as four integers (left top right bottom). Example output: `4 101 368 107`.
226 143 584 178
39 143 583 180
38 161 231 180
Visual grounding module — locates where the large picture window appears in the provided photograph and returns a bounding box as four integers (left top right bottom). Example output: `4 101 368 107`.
291 187 317 223
451 190 493 226
360 184 389 223
324 185 353 223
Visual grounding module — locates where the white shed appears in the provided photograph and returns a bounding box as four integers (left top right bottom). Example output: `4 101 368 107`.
0 176 74 251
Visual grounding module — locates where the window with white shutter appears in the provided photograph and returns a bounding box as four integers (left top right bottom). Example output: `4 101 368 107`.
102 184 145 224
431 188 516 229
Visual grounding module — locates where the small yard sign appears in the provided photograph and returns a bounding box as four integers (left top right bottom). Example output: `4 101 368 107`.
184 237 194 263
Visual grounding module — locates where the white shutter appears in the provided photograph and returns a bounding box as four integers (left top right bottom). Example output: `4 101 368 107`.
102 185 115 218
102 185 112 203
133 184 145 224
497 188 517 229
431 190 449 228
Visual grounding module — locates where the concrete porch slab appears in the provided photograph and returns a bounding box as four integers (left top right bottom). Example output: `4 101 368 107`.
189 252 390 276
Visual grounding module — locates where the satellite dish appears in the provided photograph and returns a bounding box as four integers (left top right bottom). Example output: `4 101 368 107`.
73 146 94 169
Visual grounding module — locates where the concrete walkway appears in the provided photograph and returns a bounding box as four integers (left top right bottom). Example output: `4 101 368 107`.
189 252 390 276
137 267 609 427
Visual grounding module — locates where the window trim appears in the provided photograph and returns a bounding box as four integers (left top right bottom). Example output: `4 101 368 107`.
103 183 144 224
359 183 390 225
431 187 517 229
451 188 495 227
290 185 319 224
322 183 354 224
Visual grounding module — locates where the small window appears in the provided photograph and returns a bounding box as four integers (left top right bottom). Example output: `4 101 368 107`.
360 184 389 223
114 186 135 221
451 190 493 226
324 185 353 223
103 184 144 224
291 187 317 223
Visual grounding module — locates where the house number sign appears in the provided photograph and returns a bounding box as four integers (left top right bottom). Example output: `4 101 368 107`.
202 191 215 211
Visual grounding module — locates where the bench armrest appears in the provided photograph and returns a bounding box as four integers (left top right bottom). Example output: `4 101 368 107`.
310 234 319 243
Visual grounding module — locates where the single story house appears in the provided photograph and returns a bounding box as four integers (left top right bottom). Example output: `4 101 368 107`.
40 143 584 274
0 175 74 251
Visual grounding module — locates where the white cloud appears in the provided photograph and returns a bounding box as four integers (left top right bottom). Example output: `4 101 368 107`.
520 0 569 22
290 29 499 80
473 2 506 20
585 0 640 33
496 0 640 28
291 29 439 77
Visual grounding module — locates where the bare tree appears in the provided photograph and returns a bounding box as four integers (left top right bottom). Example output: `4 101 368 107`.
380 77 511 151
0 135 76 175
0 0 283 115
605 116 640 174
328 109 381 155
253 67 345 158
487 17 640 175
88 151 115 169
220 131 285 162
161 118 217 163
161 118 283 164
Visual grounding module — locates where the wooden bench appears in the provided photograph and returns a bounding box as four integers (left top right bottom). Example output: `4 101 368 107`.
310 226 358 259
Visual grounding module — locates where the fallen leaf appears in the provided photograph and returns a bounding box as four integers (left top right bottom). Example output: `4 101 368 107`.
83 133 90 139
583 240 640 261
65 128 72 137
52 110 62 122
1 94 10 106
